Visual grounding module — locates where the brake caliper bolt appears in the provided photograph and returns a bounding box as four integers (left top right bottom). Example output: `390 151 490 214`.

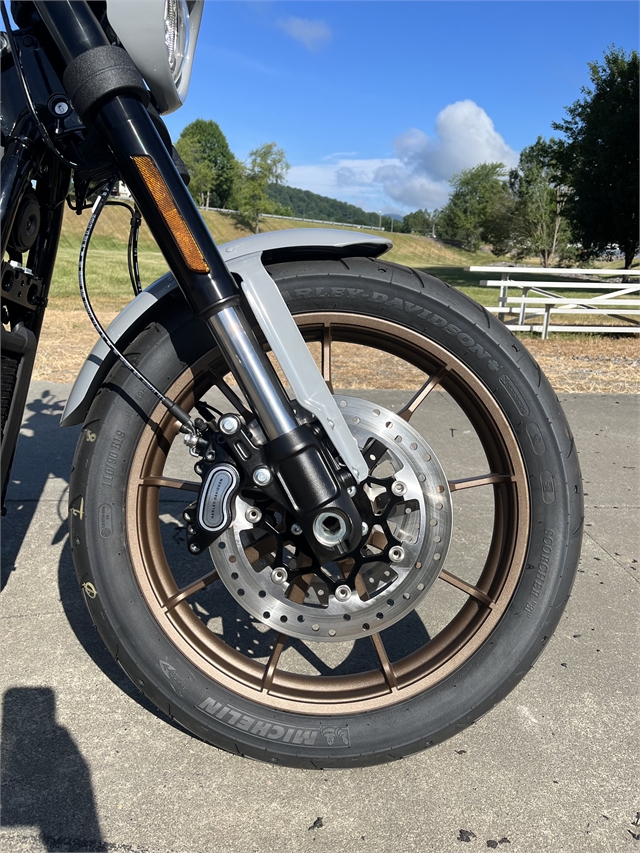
291 523 302 535
335 584 352 602
392 480 407 496
253 466 272 486
187 525 195 534
361 522 369 536
389 546 405 562
219 415 240 435
204 450 216 462
271 567 287 585
189 543 200 554
347 486 356 497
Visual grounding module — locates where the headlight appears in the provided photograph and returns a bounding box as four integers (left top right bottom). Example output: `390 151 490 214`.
164 0 190 83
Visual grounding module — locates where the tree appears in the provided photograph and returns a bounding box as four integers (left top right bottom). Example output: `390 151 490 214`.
174 137 214 206
402 209 436 236
552 46 639 269
237 143 290 233
508 138 570 266
436 163 512 252
177 119 238 209
267 183 381 226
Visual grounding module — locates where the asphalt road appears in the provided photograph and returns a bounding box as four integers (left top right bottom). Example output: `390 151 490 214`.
1 381 638 853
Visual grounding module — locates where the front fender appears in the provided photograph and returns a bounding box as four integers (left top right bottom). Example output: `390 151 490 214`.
60 228 391 426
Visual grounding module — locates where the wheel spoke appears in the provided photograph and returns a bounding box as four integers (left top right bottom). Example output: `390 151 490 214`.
448 473 513 492
140 475 200 492
261 633 288 692
161 569 219 612
439 569 494 608
370 632 398 691
398 366 448 421
321 324 333 393
245 533 278 563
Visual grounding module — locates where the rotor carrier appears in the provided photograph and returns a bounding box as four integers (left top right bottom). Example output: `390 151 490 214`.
211 396 453 641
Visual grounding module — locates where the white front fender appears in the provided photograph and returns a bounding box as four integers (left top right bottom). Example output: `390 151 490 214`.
61 229 392 466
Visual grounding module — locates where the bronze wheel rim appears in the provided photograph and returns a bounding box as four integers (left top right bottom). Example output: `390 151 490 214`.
126 312 530 714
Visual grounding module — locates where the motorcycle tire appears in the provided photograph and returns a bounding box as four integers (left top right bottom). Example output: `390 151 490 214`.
69 256 583 768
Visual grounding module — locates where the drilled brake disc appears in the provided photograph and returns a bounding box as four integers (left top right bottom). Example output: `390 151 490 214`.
211 396 453 641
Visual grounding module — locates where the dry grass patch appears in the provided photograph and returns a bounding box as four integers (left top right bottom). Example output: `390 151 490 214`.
33 309 640 394
522 335 640 394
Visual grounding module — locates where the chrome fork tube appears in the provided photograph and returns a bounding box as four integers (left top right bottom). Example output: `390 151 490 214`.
207 307 298 440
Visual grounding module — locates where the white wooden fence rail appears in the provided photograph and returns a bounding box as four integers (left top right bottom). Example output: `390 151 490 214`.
465 266 640 338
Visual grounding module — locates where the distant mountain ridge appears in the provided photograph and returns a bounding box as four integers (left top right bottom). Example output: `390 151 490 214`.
267 184 399 227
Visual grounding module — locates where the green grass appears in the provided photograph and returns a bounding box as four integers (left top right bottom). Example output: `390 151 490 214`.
51 246 169 305
50 206 632 313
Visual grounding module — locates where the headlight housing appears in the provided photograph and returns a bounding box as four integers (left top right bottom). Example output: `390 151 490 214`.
164 0 190 83
106 0 204 114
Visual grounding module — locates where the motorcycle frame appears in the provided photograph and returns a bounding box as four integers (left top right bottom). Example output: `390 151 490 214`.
1 0 374 545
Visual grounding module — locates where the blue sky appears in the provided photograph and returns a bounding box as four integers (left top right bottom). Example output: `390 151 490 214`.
165 1 639 214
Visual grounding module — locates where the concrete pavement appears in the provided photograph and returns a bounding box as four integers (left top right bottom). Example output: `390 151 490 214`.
1 381 638 853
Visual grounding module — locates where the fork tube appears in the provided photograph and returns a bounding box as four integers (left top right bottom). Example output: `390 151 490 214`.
34 0 297 439
94 95 298 440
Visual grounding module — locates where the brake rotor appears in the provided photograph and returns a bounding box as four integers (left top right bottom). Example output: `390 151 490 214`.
211 396 453 641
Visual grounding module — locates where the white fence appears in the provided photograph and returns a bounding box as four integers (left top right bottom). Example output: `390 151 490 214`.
467 266 640 338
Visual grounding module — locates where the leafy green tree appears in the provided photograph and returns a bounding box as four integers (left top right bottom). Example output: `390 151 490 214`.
402 209 436 236
174 137 215 206
552 46 639 269
508 138 570 266
237 143 290 232
177 119 238 209
436 163 512 252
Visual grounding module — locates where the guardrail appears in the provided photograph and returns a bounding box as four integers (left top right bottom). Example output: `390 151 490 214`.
199 206 387 232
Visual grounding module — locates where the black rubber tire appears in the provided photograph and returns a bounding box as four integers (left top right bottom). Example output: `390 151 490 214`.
69 257 583 768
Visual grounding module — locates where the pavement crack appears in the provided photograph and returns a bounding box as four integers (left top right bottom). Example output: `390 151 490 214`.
584 529 640 584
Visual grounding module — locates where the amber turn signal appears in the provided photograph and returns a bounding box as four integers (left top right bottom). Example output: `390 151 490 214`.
131 155 210 274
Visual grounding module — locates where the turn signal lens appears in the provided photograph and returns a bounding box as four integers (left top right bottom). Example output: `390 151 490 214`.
131 155 209 274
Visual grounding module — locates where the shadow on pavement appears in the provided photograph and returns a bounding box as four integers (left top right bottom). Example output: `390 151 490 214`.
2 387 185 731
1 390 76 591
1 687 106 852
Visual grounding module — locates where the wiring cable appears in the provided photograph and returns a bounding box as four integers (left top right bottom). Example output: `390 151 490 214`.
104 198 143 295
78 177 194 430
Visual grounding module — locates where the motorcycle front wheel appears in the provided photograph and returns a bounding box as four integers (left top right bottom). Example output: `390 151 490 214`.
70 257 583 768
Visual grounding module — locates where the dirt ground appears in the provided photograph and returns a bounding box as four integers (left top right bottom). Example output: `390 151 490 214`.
32 308 640 395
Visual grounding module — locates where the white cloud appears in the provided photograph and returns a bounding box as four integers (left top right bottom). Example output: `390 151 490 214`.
322 151 358 161
287 101 518 213
400 100 519 182
278 17 332 51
